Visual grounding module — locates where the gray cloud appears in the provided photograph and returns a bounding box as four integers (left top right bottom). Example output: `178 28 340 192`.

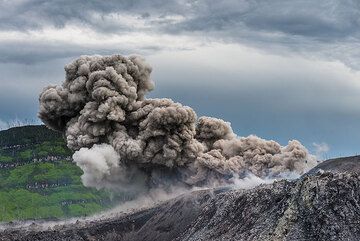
5 0 358 38
1 0 360 67
167 0 360 68
0 39 163 64
1 0 360 160
0 0 184 31
165 0 360 38
0 41 86 64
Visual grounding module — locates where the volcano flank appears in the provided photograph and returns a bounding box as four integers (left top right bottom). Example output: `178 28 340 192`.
1 156 360 241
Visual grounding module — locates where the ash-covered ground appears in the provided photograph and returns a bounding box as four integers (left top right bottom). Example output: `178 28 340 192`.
1 156 360 241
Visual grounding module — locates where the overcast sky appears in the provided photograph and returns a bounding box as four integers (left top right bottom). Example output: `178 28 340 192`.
1 0 360 158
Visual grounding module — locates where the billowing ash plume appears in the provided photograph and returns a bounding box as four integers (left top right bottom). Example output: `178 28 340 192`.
39 54 316 190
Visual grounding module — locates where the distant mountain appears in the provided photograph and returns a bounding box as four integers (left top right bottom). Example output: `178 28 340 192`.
0 125 127 222
3 156 360 241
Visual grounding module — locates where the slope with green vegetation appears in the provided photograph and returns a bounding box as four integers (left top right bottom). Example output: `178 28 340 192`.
0 125 127 222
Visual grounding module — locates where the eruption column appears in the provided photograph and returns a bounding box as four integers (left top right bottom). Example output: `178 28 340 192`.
38 54 316 190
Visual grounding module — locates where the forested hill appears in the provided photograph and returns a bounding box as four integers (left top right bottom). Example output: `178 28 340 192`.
0 125 63 147
0 125 127 222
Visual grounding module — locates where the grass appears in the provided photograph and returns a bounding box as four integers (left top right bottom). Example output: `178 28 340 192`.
19 149 32 159
0 159 118 221
0 155 13 162
0 125 127 222
0 188 109 221
34 140 72 157
0 138 72 162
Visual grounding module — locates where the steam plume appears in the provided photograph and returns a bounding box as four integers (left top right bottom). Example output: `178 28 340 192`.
38 54 316 190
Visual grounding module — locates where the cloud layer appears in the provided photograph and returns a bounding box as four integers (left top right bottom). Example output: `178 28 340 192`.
1 0 360 157
1 0 360 67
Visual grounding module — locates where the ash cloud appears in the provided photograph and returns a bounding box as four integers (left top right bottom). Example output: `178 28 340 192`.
38 54 317 190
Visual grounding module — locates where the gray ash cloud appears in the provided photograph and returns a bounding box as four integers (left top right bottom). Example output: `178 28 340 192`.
38 54 316 190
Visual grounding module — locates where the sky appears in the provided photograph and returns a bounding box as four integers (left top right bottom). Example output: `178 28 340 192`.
0 0 360 158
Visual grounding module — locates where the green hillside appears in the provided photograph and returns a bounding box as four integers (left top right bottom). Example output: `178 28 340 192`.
0 125 128 222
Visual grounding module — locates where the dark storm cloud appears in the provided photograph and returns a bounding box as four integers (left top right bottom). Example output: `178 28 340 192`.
0 0 184 31
1 0 360 67
4 0 359 36
161 0 360 68
173 0 360 39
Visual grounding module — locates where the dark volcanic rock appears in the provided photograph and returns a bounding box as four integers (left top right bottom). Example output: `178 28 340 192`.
1 169 360 241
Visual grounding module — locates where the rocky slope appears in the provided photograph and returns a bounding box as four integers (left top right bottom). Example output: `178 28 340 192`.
1 156 360 241
307 155 360 175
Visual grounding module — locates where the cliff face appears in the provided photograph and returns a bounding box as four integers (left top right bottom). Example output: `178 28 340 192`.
2 167 360 241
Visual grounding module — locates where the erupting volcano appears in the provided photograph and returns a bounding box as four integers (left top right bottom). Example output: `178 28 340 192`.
38 54 317 191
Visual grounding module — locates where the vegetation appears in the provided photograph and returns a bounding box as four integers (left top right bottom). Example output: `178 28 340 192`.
0 125 63 147
0 125 125 222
